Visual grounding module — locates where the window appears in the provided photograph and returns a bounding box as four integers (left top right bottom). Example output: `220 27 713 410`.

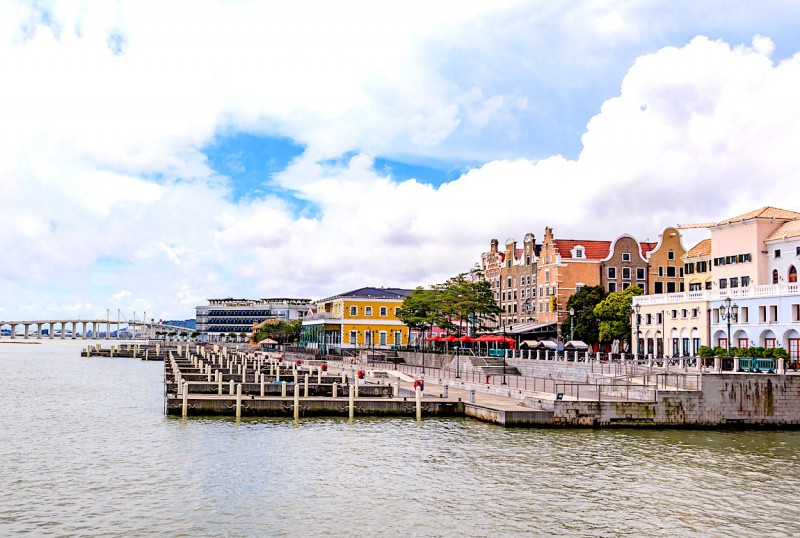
622 267 631 280
769 305 778 322
705 281 712 290
349 330 357 344
608 267 617 279
685 264 694 275
765 338 776 348
545 270 550 283
645 314 652 325
656 313 663 324
726 255 737 265
681 309 688 319
637 268 646 280
379 306 387 317
365 306 373 316
668 250 675 260
507 260 512 268
741 276 750 287
719 279 727 289
793 304 800 322
507 277 512 288
797 246 800 256
775 249 782 259
713 309 720 323
790 266 798 283
740 307 748 323
666 266 676 278
667 282 676 293
394 307 400 316
575 249 583 258
654 282 664 294
608 282 617 292
689 283 702 291
730 277 739 288
691 308 699 318
349 306 358 316
623 283 630 290
622 253 631 262
698 261 708 273
671 309 678 319
379 332 387 346
759 306 767 323
658 267 664 277
773 269 779 284
393 331 401 345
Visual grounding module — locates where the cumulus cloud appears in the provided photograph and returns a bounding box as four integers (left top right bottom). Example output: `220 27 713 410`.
2 1 800 320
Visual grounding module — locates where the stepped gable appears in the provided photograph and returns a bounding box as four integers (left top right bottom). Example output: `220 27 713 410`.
716 206 800 226
686 238 712 257
766 220 800 241
553 239 611 260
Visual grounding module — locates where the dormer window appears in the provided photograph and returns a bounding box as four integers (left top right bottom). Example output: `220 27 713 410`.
571 245 585 259
622 253 631 262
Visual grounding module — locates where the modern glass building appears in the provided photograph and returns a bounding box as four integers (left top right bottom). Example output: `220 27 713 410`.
195 298 313 341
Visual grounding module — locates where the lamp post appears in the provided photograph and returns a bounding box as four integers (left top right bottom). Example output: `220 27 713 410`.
569 308 575 342
721 297 739 357
633 303 641 359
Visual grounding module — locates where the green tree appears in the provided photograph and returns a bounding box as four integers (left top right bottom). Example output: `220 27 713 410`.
253 320 301 345
565 285 607 344
396 287 439 342
593 285 644 345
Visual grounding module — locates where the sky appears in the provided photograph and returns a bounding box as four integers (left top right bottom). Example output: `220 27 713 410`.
2 0 800 322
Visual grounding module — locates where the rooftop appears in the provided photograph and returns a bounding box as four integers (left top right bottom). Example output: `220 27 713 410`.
716 206 800 226
553 239 611 260
766 219 800 242
685 238 712 258
318 287 413 303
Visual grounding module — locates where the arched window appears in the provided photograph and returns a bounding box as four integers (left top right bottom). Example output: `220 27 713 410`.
773 269 779 284
790 265 798 284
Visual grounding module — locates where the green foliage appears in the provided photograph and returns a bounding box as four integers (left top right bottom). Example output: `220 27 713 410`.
771 347 789 359
397 272 500 336
252 320 301 345
565 285 607 344
697 345 715 358
713 346 727 357
593 285 644 344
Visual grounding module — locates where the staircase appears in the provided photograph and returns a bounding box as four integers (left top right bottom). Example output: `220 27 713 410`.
468 356 520 376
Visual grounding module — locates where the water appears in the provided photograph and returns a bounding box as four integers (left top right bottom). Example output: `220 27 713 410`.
2 341 800 537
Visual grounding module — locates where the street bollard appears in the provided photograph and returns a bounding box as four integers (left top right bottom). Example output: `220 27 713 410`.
281 381 287 398
229 379 234 395
443 385 449 398
260 373 265 397
469 389 476 404
294 383 300 420
332 382 338 398
415 385 422 420
393 381 399 397
182 380 188 417
236 384 242 419
348 384 355 419
304 374 309 398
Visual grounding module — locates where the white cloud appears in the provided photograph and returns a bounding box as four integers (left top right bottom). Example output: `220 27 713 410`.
2 1 800 320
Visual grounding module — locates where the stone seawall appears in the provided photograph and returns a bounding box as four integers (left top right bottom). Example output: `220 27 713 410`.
553 374 800 427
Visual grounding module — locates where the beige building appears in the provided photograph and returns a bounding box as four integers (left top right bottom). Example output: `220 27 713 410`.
683 238 712 291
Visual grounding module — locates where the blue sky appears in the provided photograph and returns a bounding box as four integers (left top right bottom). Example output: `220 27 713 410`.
2 0 800 320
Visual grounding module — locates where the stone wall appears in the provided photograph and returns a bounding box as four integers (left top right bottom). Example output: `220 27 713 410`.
553 373 800 427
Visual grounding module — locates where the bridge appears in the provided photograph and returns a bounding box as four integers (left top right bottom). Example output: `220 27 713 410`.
0 317 192 340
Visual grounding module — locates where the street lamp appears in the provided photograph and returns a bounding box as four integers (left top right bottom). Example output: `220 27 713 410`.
633 303 641 359
721 297 739 357
569 308 575 342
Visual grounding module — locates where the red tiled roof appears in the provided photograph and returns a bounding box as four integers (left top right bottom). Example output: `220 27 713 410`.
553 240 611 260
639 242 658 256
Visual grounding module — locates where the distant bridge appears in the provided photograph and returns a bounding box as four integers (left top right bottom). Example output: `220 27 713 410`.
0 318 192 340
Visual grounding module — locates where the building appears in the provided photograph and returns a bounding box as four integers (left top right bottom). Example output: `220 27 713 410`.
300 287 412 351
480 235 539 329
195 298 313 341
599 234 654 294
536 226 610 340
682 238 712 291
645 227 687 294
633 207 800 358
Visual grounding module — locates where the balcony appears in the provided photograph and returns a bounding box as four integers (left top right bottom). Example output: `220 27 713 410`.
633 283 800 307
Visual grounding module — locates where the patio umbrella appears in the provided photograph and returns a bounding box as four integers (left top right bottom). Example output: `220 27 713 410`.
443 335 458 342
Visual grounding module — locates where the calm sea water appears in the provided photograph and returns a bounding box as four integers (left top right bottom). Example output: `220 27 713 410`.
2 340 800 537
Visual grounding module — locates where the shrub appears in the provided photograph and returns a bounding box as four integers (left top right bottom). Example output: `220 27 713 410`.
697 346 715 358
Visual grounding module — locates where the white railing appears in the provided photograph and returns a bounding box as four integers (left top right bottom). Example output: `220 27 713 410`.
633 283 800 306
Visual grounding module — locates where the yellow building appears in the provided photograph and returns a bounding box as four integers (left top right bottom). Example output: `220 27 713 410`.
646 226 688 294
301 287 412 351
